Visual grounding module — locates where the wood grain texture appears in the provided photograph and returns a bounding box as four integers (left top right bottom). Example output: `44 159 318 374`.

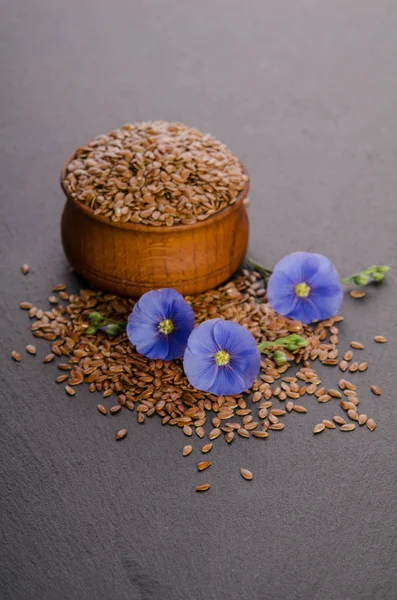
61 160 249 296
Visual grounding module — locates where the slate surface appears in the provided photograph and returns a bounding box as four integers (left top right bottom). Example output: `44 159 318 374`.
1 1 397 599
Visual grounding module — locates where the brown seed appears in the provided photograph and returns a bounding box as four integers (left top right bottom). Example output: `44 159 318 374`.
366 418 377 431
349 362 359 373
110 404 121 414
125 400 134 411
48 295 59 305
269 423 285 431
340 423 356 431
349 290 366 299
358 414 368 425
11 351 22 362
183 445 193 456
333 415 347 425
197 461 211 471
21 264 30 274
209 428 221 440
237 428 250 438
97 404 107 415
52 283 66 291
56 374 68 383
201 443 213 453
65 385 76 396
195 484 210 492
103 388 114 398
225 431 235 443
19 301 33 310
374 336 387 343
252 431 268 438
313 423 325 434
339 360 348 372
240 468 253 480
371 385 382 396
344 380 357 391
26 344 36 355
285 401 294 412
350 341 365 350
358 362 368 372
328 389 342 398
183 425 193 436
338 379 347 390
116 428 127 440
322 420 336 429
347 409 359 421
292 405 307 413
270 409 286 416
42 353 55 363
343 350 353 361
318 394 331 403
195 426 205 439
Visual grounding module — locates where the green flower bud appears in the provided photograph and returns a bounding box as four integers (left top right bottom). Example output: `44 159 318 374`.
353 274 369 286
85 326 97 335
106 323 122 336
371 272 385 282
89 311 105 326
376 265 390 274
273 350 287 366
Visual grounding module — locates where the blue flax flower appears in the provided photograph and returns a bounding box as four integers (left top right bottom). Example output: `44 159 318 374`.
267 252 343 324
127 289 195 360
184 319 260 396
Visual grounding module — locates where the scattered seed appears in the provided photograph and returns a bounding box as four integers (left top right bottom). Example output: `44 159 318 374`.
252 431 268 438
26 344 36 355
197 461 211 471
116 428 127 440
347 409 358 421
19 302 33 310
48 296 59 305
183 445 193 456
349 362 359 373
328 389 342 398
209 428 221 440
225 431 235 443
65 385 75 396
366 418 377 431
110 405 121 414
42 353 55 363
21 264 30 274
371 385 382 396
240 468 253 480
237 428 250 438
350 341 364 350
195 484 210 492
322 420 336 429
333 416 347 425
313 423 325 434
11 351 22 362
292 405 307 413
340 423 356 431
349 290 366 299
285 401 294 412
358 362 368 372
269 423 284 431
339 360 348 372
374 336 387 343
344 350 353 361
52 283 66 292
56 374 68 383
358 414 368 425
183 425 193 436
97 404 107 415
201 443 213 453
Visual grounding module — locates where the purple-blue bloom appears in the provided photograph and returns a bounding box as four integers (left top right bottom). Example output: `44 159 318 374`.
183 319 261 396
127 289 195 360
267 252 343 324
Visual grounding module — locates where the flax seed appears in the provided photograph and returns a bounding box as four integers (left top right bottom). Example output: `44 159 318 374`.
65 385 75 396
26 344 36 355
349 290 366 299
313 423 325 434
183 445 193 456
374 336 387 343
97 404 107 415
371 385 382 396
195 484 210 492
340 423 355 431
21 264 30 274
240 468 253 480
11 351 22 362
366 418 377 431
333 416 346 425
116 429 127 440
322 420 336 429
197 461 211 471
201 443 213 453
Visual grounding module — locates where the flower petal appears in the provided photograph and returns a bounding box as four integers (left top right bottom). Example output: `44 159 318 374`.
186 319 218 355
289 298 321 324
310 288 343 321
183 348 218 392
206 365 247 396
212 319 259 356
136 288 185 321
229 351 261 390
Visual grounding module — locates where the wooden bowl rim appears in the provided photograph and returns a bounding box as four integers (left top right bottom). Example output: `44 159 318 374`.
60 152 249 233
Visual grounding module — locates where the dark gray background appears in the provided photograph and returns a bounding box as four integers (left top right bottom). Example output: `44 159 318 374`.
1 1 397 599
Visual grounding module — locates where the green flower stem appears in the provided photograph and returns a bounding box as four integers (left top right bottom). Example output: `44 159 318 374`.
87 311 127 336
248 258 273 277
341 265 390 285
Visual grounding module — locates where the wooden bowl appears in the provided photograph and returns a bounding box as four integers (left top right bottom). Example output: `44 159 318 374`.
60 156 249 297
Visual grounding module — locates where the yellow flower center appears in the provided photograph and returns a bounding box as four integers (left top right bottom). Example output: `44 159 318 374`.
295 282 311 298
158 319 174 335
214 350 231 366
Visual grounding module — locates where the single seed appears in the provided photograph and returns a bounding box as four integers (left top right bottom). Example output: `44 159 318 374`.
349 362 359 373
285 401 294 412
292 405 307 413
183 425 193 436
322 420 336 429
374 336 387 343
195 484 210 492
371 385 382 396
338 379 347 390
366 418 377 431
116 428 127 440
48 296 59 305
343 350 353 361
328 389 342 398
209 428 221 440
11 351 22 362
340 423 356 431
26 344 36 355
358 414 368 425
318 394 331 403
56 374 68 383
21 264 30 274
197 461 211 471
349 290 366 299
103 388 114 398
269 423 284 431
240 468 253 480
19 302 33 310
52 283 66 291
183 445 193 456
201 443 213 453
237 428 250 438
344 380 356 391
347 409 358 421
339 360 348 372
110 405 121 414
97 404 107 415
252 431 268 438
350 341 364 349
195 426 205 438
313 423 325 434
358 362 368 372
65 385 75 396
225 431 235 443
43 353 55 363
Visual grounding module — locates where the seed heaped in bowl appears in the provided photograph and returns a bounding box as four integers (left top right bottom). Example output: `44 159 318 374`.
63 121 248 226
